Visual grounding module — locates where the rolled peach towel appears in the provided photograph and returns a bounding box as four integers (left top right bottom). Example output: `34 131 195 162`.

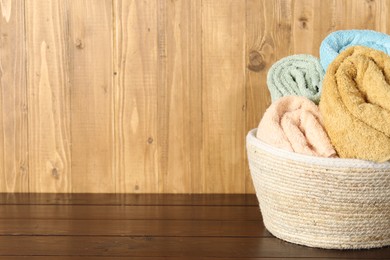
256 96 336 157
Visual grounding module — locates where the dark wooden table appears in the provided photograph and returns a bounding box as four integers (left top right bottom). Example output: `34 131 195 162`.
0 194 388 259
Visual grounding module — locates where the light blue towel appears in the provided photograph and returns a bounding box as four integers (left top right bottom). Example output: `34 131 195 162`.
320 30 390 71
267 54 324 104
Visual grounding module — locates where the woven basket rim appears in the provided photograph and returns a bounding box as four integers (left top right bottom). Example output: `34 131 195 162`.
247 128 390 169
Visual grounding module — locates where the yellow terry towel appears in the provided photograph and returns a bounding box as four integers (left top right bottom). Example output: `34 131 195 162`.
319 46 390 162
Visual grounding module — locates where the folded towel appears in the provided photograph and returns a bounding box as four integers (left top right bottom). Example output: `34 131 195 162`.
257 96 336 157
320 30 390 71
267 54 324 104
319 46 390 162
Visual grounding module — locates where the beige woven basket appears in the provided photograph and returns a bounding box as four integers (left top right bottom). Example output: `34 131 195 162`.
246 128 390 249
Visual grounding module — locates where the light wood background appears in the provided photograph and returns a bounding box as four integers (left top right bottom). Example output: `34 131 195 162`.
1 0 389 193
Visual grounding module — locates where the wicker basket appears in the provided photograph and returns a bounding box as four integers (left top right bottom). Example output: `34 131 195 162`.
246 128 390 249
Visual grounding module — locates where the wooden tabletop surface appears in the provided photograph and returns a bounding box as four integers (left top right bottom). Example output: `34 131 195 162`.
0 193 388 259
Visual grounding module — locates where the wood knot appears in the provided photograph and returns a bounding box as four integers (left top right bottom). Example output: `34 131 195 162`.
147 137 153 144
134 185 139 191
21 103 28 113
247 50 266 72
51 168 59 179
101 84 108 93
298 17 308 29
19 164 27 174
75 39 85 49
0 33 8 44
277 23 291 32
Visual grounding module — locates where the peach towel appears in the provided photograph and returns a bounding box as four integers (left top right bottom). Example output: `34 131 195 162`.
256 96 336 157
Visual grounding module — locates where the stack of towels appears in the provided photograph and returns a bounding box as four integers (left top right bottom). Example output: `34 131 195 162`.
257 29 390 162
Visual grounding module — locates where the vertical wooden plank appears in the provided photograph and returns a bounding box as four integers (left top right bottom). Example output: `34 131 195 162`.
337 0 378 30
291 0 342 56
157 0 167 193
202 1 246 193
156 0 202 193
291 0 382 62
69 0 114 193
245 0 293 129
25 0 71 192
114 0 158 193
310 0 337 54
310 0 380 55
378 0 390 33
311 0 380 53
0 0 28 192
292 0 316 54
245 0 292 193
187 0 203 193
351 0 378 29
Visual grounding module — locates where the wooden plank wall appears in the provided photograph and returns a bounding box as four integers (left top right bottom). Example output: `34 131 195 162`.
1 0 389 193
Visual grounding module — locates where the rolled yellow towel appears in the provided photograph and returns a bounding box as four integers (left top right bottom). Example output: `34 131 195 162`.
319 46 390 162
257 96 336 158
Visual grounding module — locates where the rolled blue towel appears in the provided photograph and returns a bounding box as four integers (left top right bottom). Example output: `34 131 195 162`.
267 54 324 104
320 30 390 71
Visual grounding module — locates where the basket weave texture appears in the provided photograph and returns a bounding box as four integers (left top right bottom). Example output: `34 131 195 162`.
246 129 390 249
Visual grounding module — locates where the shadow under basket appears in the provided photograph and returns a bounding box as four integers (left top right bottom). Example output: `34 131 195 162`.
246 129 390 250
